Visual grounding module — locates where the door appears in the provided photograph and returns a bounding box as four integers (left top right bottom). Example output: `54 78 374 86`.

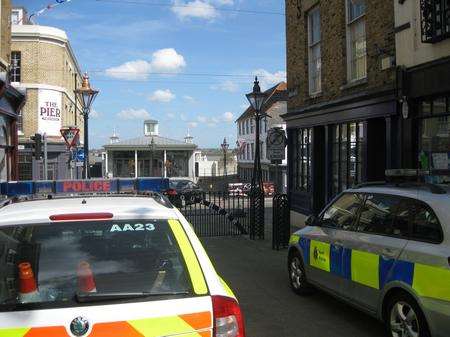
340 193 409 312
304 192 364 295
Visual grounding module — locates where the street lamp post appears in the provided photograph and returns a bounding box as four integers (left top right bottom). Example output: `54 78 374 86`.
246 77 267 240
221 137 229 177
75 73 99 179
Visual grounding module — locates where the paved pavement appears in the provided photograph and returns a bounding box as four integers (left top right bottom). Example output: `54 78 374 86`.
201 235 386 337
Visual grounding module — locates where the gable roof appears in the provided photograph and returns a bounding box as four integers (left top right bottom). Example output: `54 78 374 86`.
236 82 287 122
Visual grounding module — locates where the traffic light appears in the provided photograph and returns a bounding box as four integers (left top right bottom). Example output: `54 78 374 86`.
30 133 43 159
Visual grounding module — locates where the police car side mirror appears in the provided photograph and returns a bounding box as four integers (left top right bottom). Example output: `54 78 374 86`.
305 215 318 227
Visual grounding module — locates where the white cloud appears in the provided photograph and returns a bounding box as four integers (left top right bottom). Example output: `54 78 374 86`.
172 0 218 20
116 108 151 120
105 48 185 80
197 115 208 123
180 113 188 121
149 89 176 103
223 111 234 122
105 60 152 81
188 122 199 128
183 95 195 102
252 69 287 90
167 112 176 119
211 80 239 93
150 48 186 73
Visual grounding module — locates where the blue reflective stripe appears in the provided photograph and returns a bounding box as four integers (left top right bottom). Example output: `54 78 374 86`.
380 257 414 288
330 244 344 276
342 248 352 280
299 237 310 265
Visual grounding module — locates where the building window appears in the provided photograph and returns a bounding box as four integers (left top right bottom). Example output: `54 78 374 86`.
10 51 21 83
418 96 450 183
294 128 312 192
246 120 249 134
250 119 255 134
346 0 367 81
308 7 322 94
250 143 255 160
331 122 365 197
238 122 242 135
421 0 450 43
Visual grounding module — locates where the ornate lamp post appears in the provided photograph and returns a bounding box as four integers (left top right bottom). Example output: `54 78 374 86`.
221 137 229 177
75 73 99 179
246 77 267 239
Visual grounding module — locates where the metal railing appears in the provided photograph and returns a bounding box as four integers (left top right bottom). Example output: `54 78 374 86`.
176 192 250 237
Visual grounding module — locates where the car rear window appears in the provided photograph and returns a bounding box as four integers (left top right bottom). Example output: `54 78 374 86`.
0 220 192 311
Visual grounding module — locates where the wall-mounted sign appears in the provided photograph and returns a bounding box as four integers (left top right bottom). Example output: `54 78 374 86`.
38 89 62 136
267 127 287 163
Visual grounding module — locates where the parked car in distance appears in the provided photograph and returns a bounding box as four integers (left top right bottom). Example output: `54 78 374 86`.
166 179 205 207
288 182 450 337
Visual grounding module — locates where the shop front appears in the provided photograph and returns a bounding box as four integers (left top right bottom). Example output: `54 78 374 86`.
402 57 450 183
284 90 398 215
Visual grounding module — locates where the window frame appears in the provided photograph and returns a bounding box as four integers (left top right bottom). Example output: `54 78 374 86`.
307 7 322 95
345 0 367 82
10 51 21 83
318 192 365 230
349 193 444 243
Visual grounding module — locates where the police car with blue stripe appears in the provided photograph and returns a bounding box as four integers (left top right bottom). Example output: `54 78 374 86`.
288 181 450 337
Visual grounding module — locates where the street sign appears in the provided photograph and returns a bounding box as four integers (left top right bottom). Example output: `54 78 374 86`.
267 127 287 162
60 127 80 148
76 148 85 162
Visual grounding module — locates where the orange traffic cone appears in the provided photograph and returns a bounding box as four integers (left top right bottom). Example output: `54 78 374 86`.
18 262 41 303
77 261 97 293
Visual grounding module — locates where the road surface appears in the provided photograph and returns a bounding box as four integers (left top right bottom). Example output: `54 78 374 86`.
201 236 386 337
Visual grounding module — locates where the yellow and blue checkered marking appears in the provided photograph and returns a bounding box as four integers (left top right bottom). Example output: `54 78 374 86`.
290 236 450 301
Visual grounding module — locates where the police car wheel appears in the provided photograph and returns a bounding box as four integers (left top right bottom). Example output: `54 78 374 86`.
386 293 430 337
288 251 312 295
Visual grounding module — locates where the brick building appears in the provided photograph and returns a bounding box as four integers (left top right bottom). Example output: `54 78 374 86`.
11 8 83 180
236 82 288 192
284 0 399 216
0 1 26 182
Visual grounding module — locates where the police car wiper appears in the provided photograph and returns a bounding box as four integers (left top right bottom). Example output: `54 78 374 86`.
75 291 189 303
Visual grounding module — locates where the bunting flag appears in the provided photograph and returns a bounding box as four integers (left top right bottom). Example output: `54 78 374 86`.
26 0 72 23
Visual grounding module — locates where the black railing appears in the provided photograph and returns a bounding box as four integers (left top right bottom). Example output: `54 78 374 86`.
272 194 290 250
175 192 250 237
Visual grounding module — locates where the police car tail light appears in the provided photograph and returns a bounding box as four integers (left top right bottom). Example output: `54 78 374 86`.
212 295 245 337
49 213 114 221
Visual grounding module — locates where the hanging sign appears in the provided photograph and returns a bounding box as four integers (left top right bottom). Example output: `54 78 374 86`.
38 89 62 136
60 126 80 148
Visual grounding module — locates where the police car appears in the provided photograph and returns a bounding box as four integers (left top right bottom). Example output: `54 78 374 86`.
288 182 450 337
0 179 245 337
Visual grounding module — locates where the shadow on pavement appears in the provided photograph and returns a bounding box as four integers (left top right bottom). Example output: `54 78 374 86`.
201 236 386 337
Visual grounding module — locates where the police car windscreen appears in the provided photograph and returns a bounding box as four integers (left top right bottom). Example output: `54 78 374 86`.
0 220 192 310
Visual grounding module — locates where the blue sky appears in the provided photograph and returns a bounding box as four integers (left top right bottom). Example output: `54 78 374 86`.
14 0 286 149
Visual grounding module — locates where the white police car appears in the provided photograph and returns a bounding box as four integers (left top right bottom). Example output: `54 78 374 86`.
0 179 245 337
288 182 450 337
